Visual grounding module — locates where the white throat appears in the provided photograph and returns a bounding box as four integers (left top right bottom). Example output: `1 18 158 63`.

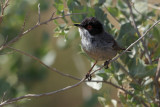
78 28 91 38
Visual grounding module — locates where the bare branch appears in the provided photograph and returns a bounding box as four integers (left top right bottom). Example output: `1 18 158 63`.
93 80 148 107
1 0 9 16
7 46 80 81
0 0 9 24
0 12 85 51
50 11 55 20
3 17 27 47
0 35 8 48
37 3 41 24
91 20 160 75
126 0 152 64
1 0 3 16
112 20 160 62
0 78 85 107
0 1 159 106
1 91 8 103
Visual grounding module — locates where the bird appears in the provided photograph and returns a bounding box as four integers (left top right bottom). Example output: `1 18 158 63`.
74 17 128 80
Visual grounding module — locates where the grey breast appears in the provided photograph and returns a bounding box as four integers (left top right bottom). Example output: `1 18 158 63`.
79 28 117 61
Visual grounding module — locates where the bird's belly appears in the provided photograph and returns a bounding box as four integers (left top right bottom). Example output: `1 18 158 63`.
82 42 117 61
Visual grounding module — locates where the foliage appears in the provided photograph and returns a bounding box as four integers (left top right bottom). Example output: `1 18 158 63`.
53 0 160 106
0 0 160 107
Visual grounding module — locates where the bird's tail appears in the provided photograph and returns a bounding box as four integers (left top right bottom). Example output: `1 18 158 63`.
121 48 131 52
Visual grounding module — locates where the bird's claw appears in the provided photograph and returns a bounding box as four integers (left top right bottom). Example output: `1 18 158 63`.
104 60 110 69
86 73 92 81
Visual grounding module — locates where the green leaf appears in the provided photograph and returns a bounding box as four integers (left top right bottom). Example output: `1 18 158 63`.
107 7 119 17
130 83 142 91
117 0 127 10
152 26 160 40
128 59 156 78
119 94 127 104
53 4 64 14
117 23 137 46
97 73 109 81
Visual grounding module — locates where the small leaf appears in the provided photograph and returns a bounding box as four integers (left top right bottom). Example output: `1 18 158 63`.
130 83 142 91
107 7 119 17
117 23 137 46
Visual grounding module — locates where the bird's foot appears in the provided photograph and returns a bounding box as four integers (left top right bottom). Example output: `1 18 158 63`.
104 60 110 69
86 73 92 81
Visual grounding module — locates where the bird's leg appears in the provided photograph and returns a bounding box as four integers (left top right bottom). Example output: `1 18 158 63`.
104 60 110 69
86 61 98 81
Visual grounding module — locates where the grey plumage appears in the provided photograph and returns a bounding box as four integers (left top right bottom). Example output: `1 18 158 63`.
75 17 125 62
79 28 117 61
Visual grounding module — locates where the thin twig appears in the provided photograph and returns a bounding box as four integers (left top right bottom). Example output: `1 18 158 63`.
90 65 104 75
37 3 41 24
0 13 85 51
0 2 159 106
1 16 159 107
89 19 160 107
50 11 55 20
99 80 148 107
91 20 160 75
126 0 152 64
0 35 8 48
7 46 80 81
112 20 160 62
1 0 9 16
0 78 86 107
0 91 8 103
0 0 3 16
3 17 26 48
0 0 9 24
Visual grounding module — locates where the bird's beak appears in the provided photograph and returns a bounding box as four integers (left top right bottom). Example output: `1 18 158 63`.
74 23 81 27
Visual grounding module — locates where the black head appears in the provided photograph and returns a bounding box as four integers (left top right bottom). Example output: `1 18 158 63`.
74 17 104 36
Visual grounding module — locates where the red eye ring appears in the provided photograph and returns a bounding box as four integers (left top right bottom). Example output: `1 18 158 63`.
87 25 92 30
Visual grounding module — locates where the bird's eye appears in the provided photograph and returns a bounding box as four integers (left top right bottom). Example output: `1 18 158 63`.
87 25 92 30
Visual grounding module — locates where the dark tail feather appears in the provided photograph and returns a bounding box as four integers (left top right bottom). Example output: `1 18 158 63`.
121 48 131 52
113 40 131 52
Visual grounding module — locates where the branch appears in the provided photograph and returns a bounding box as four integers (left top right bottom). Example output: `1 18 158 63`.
3 17 27 47
91 19 160 76
7 46 80 81
111 21 160 62
90 19 160 107
0 1 159 106
0 78 86 107
126 0 152 64
0 12 85 51
1 15 159 107
37 3 41 24
99 80 148 107
0 0 9 24
1 0 9 16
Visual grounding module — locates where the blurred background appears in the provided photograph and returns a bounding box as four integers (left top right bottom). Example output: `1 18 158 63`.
0 0 160 107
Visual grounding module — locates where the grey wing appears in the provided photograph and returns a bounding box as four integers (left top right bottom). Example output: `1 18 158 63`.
102 32 124 50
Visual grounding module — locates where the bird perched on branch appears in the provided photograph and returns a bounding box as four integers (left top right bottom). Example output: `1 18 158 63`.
74 17 128 80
